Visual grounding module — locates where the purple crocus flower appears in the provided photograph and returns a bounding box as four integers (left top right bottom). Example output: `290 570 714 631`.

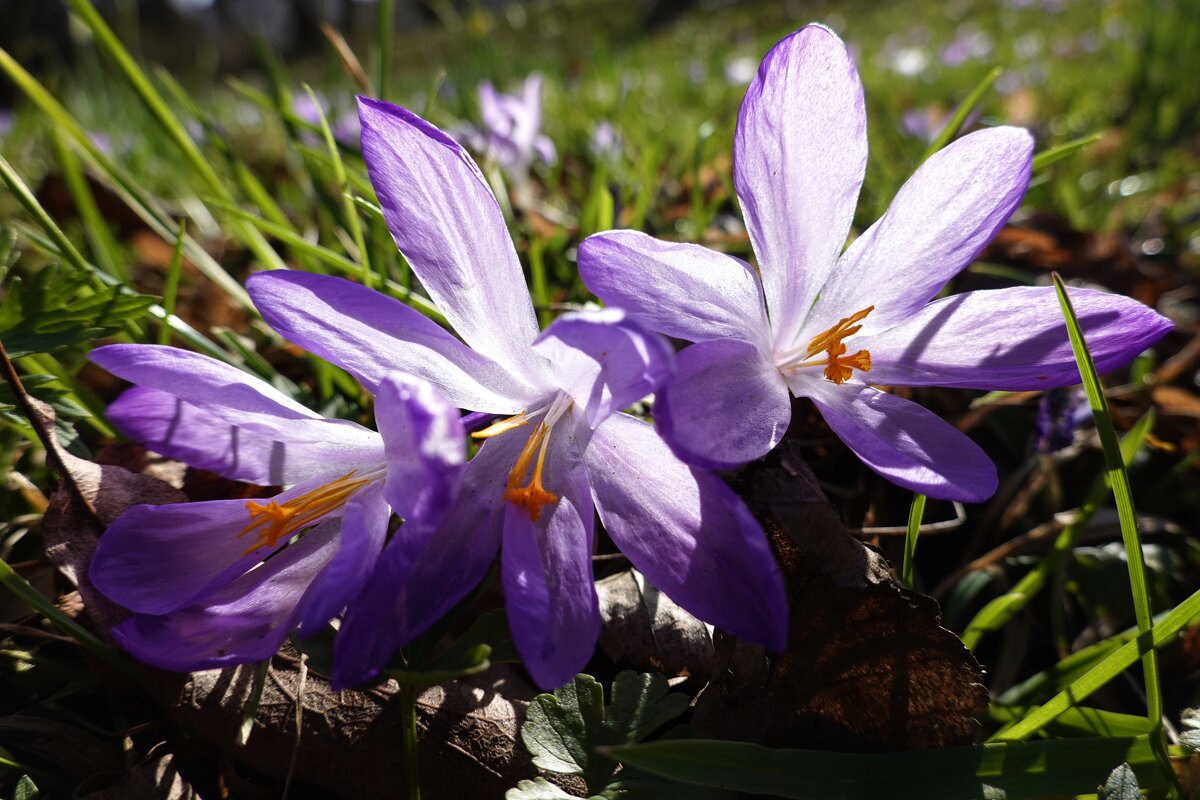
579 25 1172 502
87 346 465 672
0 110 13 137
247 97 786 689
470 74 556 176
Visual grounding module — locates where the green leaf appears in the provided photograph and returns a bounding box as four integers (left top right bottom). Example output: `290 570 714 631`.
13 775 39 800
0 266 155 358
1098 763 1140 800
607 735 1168 799
901 493 926 587
920 66 1002 163
522 672 691 794
1031 133 1103 172
524 674 607 783
505 778 586 800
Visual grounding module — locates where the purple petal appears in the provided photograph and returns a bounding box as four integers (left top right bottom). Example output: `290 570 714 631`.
107 386 382 487
655 338 790 469
331 429 525 688
111 521 339 671
501 426 599 689
248 271 538 413
807 127 1034 339
91 498 279 615
578 230 770 346
375 372 466 525
802 382 997 502
734 25 867 347
532 310 673 428
859 285 1174 390
583 413 788 651
357 97 547 382
293 482 389 637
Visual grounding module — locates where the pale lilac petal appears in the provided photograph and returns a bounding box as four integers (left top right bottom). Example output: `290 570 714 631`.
533 135 557 166
859 286 1174 390
357 97 547 382
733 25 867 346
801 382 997 502
106 386 382 486
293 482 389 637
91 344 320 425
577 230 770 346
583 413 787 650
91 498 276 615
807 127 1034 338
248 271 538 413
111 521 339 671
331 430 524 687
655 338 790 469
532 310 673 428
375 372 466 525
501 425 599 689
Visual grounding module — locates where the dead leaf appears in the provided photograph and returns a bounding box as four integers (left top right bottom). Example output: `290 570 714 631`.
692 442 988 751
595 568 714 685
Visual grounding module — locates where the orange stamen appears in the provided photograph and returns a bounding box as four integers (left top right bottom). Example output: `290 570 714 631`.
237 471 370 555
804 305 875 358
503 421 558 522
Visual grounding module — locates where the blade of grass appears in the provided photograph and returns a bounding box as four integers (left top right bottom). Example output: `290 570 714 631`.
900 493 926 588
304 83 373 289
920 66 1002 163
376 0 396 101
1009 274 1177 796
992 585 1200 741
0 556 135 679
0 48 252 310
960 409 1156 649
1032 132 1103 172
64 0 288 273
157 222 186 346
47 128 125 280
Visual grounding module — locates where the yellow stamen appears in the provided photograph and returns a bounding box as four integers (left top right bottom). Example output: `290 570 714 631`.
471 412 532 439
804 305 875 358
237 471 369 555
503 421 558 522
821 341 873 385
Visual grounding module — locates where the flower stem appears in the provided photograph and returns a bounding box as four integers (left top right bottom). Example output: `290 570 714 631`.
400 682 420 800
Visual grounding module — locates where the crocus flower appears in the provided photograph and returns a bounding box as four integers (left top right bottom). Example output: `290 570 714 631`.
248 97 786 689
464 74 556 177
0 110 13 137
88 344 465 671
579 25 1172 502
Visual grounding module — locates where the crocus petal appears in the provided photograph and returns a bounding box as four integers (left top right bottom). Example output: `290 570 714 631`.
331 430 525 688
533 135 557 166
578 230 770 346
111 521 339 671
357 97 547 382
375 372 466 525
501 425 600 689
806 127 1034 338
532 309 673 428
655 338 791 470
733 24 867 346
248 271 538 413
801 381 997 502
106 386 382 487
583 413 788 650
91 498 278 615
293 482 390 637
858 286 1174 390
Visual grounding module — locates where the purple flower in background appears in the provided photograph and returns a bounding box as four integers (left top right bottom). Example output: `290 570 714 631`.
466 74 556 176
942 27 993 66
589 121 622 164
87 346 465 672
0 110 13 137
249 97 786 689
1035 387 1090 454
292 91 360 146
579 25 1172 502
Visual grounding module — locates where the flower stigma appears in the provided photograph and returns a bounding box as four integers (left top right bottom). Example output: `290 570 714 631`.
777 305 874 384
473 395 572 522
237 471 372 555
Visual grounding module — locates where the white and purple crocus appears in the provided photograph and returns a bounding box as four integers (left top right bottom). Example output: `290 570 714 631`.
87 352 465 672
92 96 787 690
579 25 1171 502
460 74 557 178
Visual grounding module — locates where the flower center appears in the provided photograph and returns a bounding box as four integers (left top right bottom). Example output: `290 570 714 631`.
237 471 371 555
778 305 874 384
472 396 571 522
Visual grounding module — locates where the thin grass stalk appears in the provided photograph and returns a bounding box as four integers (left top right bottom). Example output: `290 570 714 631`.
901 493 926 588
